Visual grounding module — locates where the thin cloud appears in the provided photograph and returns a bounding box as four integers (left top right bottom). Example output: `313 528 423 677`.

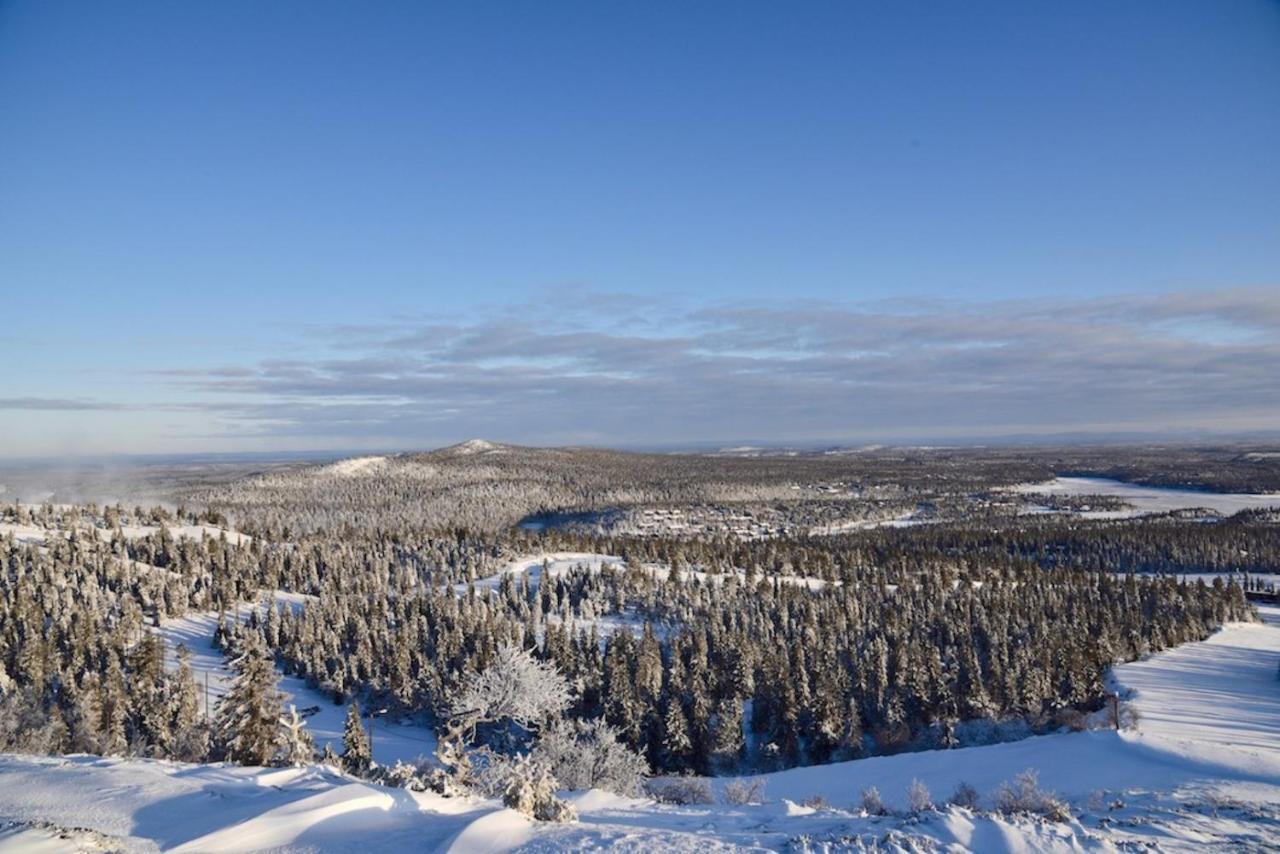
0 397 131 411
133 286 1280 445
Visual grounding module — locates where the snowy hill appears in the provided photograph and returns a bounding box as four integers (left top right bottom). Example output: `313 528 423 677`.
2 608 1277 851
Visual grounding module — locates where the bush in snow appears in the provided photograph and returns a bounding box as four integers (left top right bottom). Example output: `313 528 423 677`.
501 755 577 823
319 742 341 769
722 778 767 805
993 769 1070 822
369 759 435 792
531 719 649 797
948 781 982 810
645 776 715 805
859 785 888 816
907 779 934 814
800 794 832 811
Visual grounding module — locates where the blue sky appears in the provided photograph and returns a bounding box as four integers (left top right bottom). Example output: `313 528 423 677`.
2 1 1279 455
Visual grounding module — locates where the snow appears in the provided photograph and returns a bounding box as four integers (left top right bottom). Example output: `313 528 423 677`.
0 524 48 545
1011 476 1280 518
322 456 388 477
443 809 534 854
3 607 1278 851
447 439 501 455
0 521 251 547
0 756 484 853
807 511 926 535
1109 605 1280 765
460 552 835 598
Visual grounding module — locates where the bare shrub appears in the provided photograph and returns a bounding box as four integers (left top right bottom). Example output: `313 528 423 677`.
646 776 714 805
993 769 1070 822
800 794 831 810
860 785 887 816
907 779 933 814
949 781 981 810
533 719 649 796
1053 708 1088 732
722 778 767 805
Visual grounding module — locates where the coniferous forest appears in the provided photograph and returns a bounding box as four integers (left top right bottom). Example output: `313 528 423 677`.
0 447 1261 786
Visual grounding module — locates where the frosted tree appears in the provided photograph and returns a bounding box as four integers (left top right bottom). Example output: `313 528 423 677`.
660 702 692 772
502 754 578 823
342 701 371 773
439 643 571 786
278 705 314 767
709 696 744 773
532 719 649 796
449 643 571 732
213 634 285 766
169 645 208 761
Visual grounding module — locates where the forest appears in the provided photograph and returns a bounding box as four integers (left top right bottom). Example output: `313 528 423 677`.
0 485 1258 803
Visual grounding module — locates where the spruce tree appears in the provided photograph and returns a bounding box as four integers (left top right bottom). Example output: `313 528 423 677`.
342 701 371 773
214 634 284 766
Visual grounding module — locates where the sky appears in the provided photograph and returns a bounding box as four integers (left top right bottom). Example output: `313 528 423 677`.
2 1 1279 456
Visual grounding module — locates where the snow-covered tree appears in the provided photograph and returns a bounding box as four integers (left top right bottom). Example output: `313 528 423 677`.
213 634 284 766
278 705 314 766
532 719 649 796
342 701 371 773
449 644 571 734
501 755 577 823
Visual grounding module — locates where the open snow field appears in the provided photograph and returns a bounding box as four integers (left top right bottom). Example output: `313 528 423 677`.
0 521 251 548
2 608 1278 851
460 552 835 596
1012 476 1280 519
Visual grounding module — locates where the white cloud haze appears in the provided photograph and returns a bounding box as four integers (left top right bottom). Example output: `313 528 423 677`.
5 287 1280 454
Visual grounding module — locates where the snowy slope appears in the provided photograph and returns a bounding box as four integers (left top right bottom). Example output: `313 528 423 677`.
2 609 1278 851
461 552 834 596
156 597 437 767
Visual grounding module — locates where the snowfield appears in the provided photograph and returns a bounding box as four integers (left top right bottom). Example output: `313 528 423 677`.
0 520 251 548
1011 476 1280 518
321 456 389 478
460 552 836 596
1 609 1278 851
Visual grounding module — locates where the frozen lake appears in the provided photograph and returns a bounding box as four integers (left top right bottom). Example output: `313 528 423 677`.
1011 476 1280 518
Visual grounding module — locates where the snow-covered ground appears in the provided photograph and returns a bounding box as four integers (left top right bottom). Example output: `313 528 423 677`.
460 552 835 597
0 520 251 548
1011 476 1280 519
2 608 1278 851
321 456 389 477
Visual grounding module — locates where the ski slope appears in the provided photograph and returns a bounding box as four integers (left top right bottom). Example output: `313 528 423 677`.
1 608 1277 851
156 596 437 767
